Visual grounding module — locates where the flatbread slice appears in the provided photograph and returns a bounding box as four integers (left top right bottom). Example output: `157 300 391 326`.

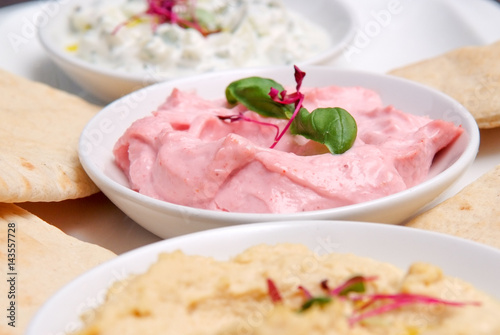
0 68 101 202
389 40 500 129
405 164 500 249
0 203 116 335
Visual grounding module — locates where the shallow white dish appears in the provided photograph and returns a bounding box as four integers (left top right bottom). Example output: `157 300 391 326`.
37 0 356 103
78 66 479 238
26 220 500 334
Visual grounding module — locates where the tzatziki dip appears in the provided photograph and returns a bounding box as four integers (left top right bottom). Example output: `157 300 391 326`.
65 0 331 78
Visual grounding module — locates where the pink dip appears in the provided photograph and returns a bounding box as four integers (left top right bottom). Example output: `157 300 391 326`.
114 86 463 213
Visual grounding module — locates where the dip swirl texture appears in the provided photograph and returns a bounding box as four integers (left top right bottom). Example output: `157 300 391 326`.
113 85 463 213
72 244 500 335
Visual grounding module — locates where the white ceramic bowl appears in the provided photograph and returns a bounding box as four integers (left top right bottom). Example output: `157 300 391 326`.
78 66 479 239
37 0 356 103
26 220 500 334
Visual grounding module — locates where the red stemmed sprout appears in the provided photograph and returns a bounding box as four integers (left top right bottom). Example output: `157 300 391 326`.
114 0 218 36
267 65 306 148
266 276 480 326
223 66 358 155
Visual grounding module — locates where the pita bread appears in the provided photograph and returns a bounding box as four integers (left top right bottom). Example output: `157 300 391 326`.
389 40 500 129
405 164 500 249
0 68 101 202
0 203 116 335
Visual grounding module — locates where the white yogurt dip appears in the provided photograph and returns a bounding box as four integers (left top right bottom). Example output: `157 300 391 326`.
65 0 331 78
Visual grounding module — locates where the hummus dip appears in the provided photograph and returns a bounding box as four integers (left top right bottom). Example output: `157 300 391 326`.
114 85 463 213
73 244 500 335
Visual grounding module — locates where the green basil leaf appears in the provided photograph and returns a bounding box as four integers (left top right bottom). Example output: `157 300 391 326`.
225 77 294 119
291 107 357 154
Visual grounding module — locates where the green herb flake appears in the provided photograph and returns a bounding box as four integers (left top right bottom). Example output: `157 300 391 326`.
299 296 332 312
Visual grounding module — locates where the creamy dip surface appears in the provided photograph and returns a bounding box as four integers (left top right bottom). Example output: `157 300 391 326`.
66 0 331 77
73 244 500 335
113 85 463 213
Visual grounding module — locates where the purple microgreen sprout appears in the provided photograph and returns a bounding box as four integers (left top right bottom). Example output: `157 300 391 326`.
348 292 482 326
266 275 481 326
298 284 332 312
267 278 283 304
218 112 280 142
223 66 357 154
327 275 378 297
299 296 332 312
297 285 313 300
113 0 218 36
268 65 306 148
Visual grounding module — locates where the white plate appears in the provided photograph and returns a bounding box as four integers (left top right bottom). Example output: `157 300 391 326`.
26 220 500 334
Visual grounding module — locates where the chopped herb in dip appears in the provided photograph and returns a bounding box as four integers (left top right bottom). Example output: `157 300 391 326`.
66 0 331 77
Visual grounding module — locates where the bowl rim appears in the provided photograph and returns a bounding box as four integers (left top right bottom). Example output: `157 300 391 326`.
37 0 358 83
78 66 480 222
